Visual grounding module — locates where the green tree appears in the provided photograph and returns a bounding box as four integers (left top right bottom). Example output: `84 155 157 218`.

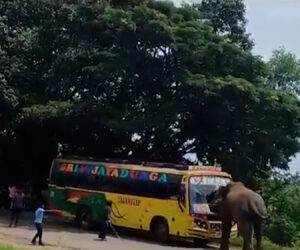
0 0 299 185
267 47 300 95
0 13 19 129
196 0 253 50
259 172 300 245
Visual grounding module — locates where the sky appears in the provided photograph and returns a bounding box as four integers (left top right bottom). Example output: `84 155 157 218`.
246 0 300 60
172 0 300 173
246 0 300 173
172 0 300 59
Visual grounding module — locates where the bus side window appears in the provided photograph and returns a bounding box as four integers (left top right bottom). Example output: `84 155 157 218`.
76 173 87 189
167 182 180 198
51 164 63 186
132 180 142 196
101 176 118 192
114 177 135 195
55 172 66 187
93 176 100 189
71 173 81 188
151 182 168 199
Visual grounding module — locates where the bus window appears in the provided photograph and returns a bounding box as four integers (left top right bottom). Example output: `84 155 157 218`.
52 172 65 186
93 176 100 190
167 182 181 198
101 176 118 193
114 177 132 195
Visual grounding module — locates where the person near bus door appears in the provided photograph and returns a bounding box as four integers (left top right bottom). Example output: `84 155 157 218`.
98 201 112 241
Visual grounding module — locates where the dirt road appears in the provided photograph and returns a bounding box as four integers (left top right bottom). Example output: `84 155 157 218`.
0 210 220 250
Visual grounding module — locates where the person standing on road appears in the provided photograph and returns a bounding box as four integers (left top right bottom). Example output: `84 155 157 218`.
98 201 112 241
9 189 24 227
8 184 16 198
31 202 48 246
8 184 16 207
31 203 58 246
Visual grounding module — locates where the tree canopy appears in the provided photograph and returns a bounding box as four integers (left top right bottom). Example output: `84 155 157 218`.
0 0 300 186
267 47 300 95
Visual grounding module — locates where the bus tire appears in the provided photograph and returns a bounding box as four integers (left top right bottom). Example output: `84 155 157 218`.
151 217 169 243
77 206 92 230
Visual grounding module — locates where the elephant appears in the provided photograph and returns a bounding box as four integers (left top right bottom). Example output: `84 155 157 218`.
207 181 267 250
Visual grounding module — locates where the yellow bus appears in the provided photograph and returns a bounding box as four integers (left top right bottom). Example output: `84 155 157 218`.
48 157 237 243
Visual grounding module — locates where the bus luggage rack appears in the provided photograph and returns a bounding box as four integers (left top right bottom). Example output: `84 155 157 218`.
58 155 189 170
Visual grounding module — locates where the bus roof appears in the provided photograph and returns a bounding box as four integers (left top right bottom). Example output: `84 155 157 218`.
53 158 231 178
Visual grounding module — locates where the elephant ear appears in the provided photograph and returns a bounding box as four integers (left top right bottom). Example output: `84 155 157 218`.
218 186 229 199
218 181 239 199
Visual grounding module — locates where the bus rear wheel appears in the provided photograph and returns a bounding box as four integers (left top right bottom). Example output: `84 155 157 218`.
151 218 169 243
77 206 92 230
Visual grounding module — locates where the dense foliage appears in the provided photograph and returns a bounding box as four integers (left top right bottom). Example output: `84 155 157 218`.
0 0 299 189
267 47 300 95
259 172 300 246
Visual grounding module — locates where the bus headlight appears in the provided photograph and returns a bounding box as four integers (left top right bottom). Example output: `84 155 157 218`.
194 219 208 229
210 223 221 231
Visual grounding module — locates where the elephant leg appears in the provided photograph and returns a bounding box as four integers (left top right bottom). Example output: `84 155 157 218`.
239 221 254 250
254 221 262 250
220 218 231 250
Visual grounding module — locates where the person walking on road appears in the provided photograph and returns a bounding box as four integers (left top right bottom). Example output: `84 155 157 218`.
9 189 24 227
31 203 45 246
98 201 112 241
31 203 58 246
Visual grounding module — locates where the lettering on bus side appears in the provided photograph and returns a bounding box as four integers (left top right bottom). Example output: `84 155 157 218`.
57 162 169 183
118 196 141 206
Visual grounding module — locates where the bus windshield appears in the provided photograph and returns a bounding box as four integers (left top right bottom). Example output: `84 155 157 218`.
189 176 230 214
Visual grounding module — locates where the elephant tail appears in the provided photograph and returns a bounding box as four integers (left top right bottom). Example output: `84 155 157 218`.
249 200 268 220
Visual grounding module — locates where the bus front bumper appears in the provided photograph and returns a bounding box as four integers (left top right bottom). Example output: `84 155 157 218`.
187 227 238 240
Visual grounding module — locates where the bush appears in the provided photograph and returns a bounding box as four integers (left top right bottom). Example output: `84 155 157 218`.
230 237 300 250
265 218 300 245
258 172 300 246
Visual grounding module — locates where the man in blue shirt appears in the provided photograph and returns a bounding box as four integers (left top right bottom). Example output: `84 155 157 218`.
31 203 58 246
31 203 45 245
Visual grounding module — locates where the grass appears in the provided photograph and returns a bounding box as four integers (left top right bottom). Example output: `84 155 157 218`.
230 237 300 250
0 246 20 250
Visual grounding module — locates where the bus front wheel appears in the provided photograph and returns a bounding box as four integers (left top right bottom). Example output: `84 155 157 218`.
151 218 169 243
77 206 92 230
